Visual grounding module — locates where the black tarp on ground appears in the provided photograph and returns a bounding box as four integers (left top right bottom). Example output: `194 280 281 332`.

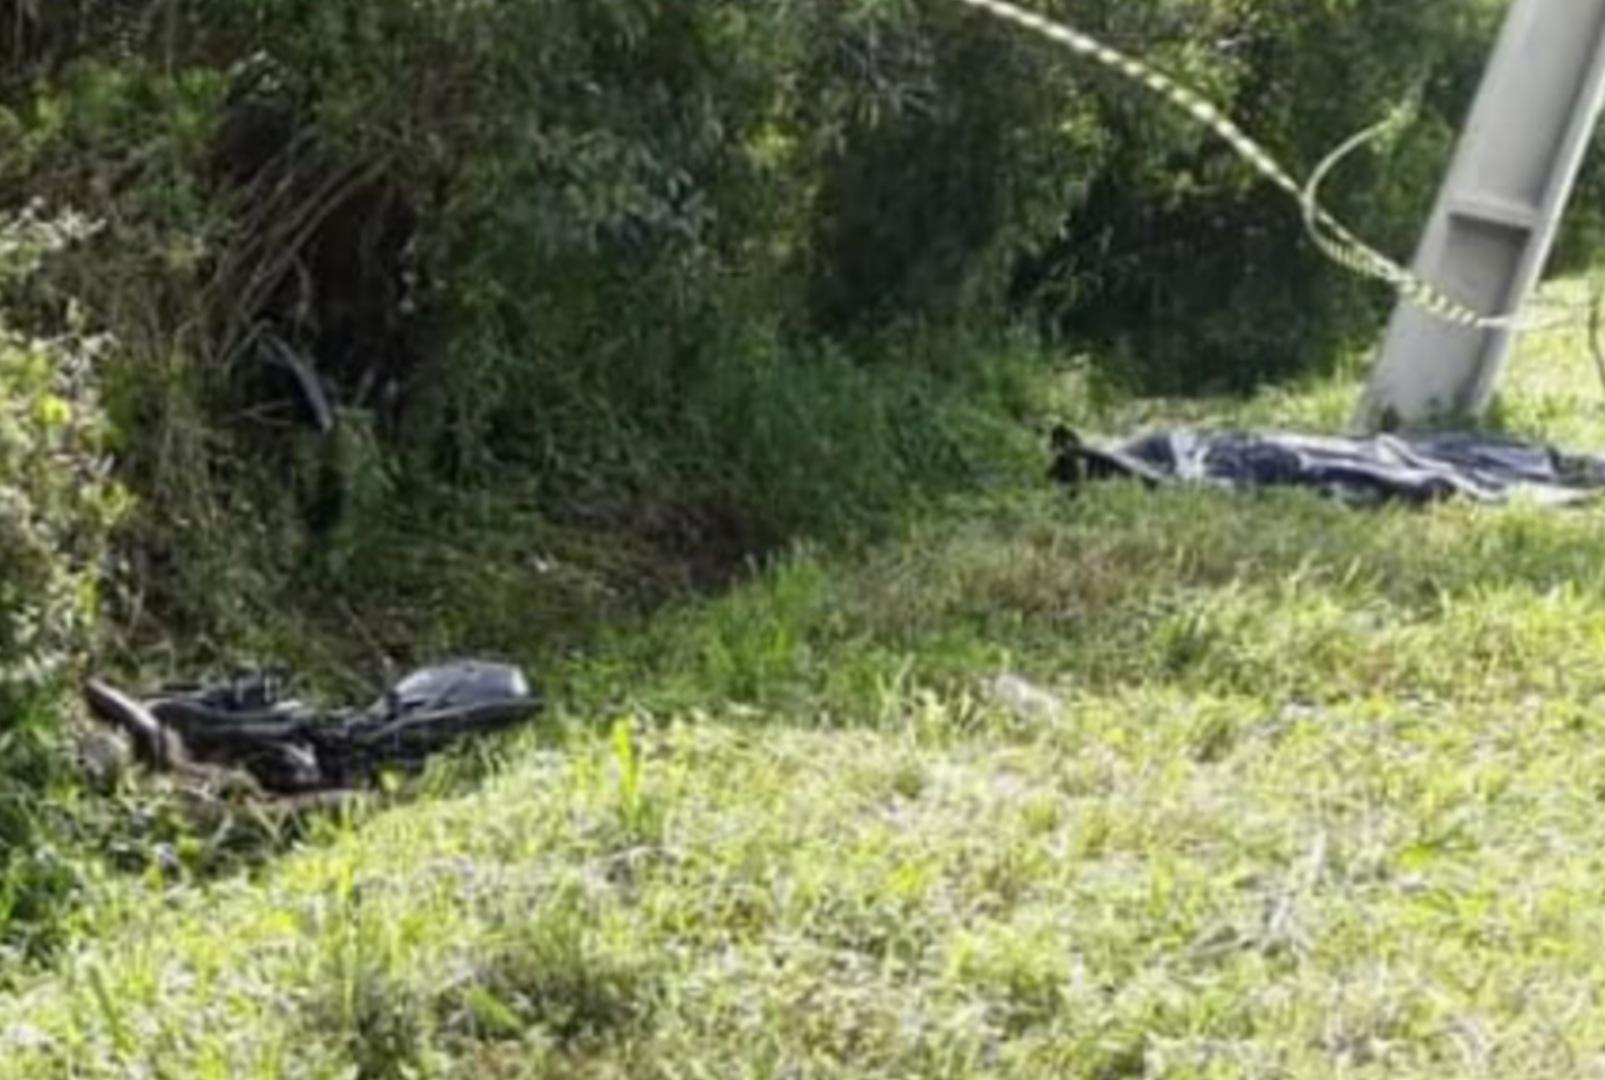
1049 427 1605 507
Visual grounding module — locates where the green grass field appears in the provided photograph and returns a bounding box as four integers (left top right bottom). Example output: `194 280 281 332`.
12 282 1605 1077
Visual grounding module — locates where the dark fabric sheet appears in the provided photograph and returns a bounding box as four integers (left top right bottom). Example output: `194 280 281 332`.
1049 427 1605 506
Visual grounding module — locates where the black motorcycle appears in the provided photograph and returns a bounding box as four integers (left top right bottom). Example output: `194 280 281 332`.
84 661 542 795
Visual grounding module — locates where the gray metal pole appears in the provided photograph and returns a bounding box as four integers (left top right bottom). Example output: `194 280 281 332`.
1354 0 1605 431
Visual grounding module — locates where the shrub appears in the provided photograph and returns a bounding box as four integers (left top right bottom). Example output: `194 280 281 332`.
0 0 1553 661
1006 0 1511 390
0 204 123 957
0 205 122 714
2 1 1536 406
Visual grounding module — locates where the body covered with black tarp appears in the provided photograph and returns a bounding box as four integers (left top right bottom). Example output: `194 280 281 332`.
1050 428 1605 506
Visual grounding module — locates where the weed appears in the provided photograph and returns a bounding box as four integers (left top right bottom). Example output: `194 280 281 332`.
439 887 660 1052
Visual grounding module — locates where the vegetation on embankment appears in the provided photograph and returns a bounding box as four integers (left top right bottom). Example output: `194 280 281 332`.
4 0 1604 1018
1 0 1518 642
0 0 1515 946
8 301 1605 1075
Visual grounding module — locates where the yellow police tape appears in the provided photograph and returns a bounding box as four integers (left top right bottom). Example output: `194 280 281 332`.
956 0 1556 332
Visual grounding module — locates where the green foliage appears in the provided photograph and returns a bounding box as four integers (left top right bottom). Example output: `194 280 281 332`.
1014 0 1508 391
0 1 1544 952
19 318 1605 1074
399 0 1468 415
1551 135 1605 278
219 0 1520 540
0 2 1542 631
0 205 124 959
0 209 122 708
0 0 1540 399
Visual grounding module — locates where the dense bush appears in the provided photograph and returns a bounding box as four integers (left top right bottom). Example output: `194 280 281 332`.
0 206 123 957
0 207 121 711
283 0 1509 396
0 0 1537 640
1008 0 1511 390
136 0 1516 404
